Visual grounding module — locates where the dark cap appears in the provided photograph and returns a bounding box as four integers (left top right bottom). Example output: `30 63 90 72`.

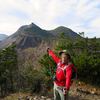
59 50 71 60
59 50 68 55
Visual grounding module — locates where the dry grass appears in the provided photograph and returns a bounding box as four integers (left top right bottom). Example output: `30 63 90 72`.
0 92 31 100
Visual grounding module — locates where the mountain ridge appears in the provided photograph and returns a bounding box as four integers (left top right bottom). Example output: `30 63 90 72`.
0 23 79 49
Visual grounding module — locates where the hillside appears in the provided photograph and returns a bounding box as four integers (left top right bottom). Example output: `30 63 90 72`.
0 23 79 49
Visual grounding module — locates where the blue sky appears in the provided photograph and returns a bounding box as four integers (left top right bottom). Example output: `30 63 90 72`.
0 0 100 38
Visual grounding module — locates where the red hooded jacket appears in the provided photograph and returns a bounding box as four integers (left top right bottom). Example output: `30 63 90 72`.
48 50 76 90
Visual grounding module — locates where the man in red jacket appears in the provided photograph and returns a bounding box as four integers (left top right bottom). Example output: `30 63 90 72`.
47 48 76 100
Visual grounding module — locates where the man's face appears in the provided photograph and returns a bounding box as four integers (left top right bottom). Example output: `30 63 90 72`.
61 53 69 64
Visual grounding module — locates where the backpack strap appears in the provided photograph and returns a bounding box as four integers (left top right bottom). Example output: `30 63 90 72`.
63 63 72 77
57 62 73 76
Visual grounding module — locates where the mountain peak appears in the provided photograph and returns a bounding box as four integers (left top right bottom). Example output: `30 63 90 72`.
0 23 80 49
30 22 37 26
55 26 71 31
50 26 79 38
28 23 40 29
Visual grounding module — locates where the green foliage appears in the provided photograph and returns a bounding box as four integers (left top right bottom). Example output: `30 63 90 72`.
39 32 100 86
0 44 18 96
39 54 56 81
21 66 44 93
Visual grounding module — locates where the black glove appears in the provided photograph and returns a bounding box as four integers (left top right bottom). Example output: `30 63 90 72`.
47 48 50 53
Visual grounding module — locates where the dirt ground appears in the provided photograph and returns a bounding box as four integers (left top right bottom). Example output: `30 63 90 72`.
1 81 100 100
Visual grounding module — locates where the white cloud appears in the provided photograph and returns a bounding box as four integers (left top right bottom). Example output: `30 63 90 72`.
90 17 100 28
0 0 100 38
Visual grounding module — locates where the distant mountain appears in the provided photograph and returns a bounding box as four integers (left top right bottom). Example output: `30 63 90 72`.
49 26 79 38
0 23 80 49
0 34 8 41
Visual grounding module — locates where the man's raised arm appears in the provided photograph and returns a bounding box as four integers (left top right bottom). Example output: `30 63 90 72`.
47 48 60 64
